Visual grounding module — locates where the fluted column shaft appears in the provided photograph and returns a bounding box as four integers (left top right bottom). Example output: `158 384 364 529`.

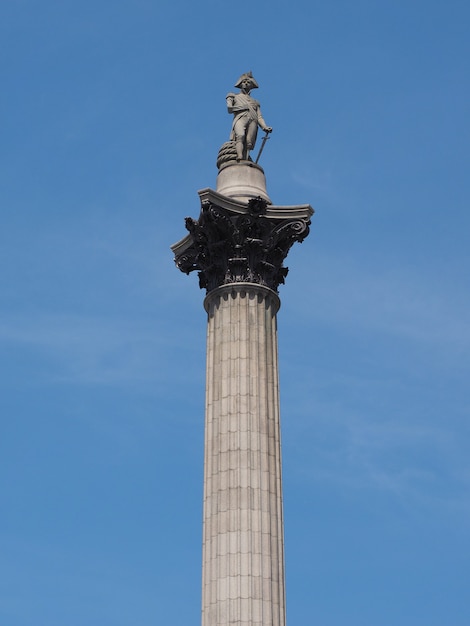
202 283 285 626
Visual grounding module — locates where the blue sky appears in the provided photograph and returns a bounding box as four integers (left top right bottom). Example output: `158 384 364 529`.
1 0 469 624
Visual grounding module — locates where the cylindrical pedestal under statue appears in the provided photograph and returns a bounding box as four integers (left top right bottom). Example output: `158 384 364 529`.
216 161 272 204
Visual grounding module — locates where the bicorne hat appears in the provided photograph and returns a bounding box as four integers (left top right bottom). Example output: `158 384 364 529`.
234 71 259 89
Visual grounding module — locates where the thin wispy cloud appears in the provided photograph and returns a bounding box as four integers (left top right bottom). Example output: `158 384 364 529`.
286 254 470 353
284 388 470 515
0 313 203 387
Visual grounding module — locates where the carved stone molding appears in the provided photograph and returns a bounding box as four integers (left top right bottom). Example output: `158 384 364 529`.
171 189 313 293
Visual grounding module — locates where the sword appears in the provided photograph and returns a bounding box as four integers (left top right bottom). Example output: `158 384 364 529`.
255 131 270 164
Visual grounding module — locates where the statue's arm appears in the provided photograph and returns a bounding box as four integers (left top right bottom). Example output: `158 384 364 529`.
257 107 272 133
226 93 248 115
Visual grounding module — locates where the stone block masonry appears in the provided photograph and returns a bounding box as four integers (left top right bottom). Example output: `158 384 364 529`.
202 284 284 626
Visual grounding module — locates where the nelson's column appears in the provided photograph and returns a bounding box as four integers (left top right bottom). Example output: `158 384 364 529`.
171 72 313 626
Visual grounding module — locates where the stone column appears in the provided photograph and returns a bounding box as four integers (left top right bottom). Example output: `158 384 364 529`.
171 164 313 626
202 283 284 626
